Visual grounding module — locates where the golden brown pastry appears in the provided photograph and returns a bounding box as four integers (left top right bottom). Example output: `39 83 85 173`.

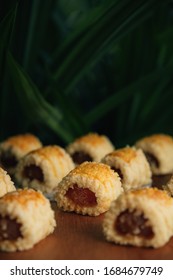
103 188 173 248
101 146 152 191
0 188 56 252
15 145 75 198
66 132 114 165
0 167 16 198
0 133 42 176
54 161 123 216
135 134 173 175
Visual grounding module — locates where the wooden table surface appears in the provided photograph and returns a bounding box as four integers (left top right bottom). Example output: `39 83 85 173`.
1 175 173 260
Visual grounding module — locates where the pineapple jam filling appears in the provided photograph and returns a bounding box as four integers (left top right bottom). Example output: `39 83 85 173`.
71 151 93 165
0 151 18 168
110 167 123 181
23 164 44 182
144 152 159 168
0 215 22 241
115 209 154 239
65 183 97 207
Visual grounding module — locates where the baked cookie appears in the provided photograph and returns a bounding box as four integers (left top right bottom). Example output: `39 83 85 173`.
54 161 123 216
103 188 173 248
0 188 56 252
66 133 114 165
0 133 42 176
101 146 152 191
15 145 75 198
135 134 173 175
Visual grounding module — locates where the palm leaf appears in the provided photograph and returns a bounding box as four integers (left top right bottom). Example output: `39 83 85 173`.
0 4 17 78
51 0 170 94
7 52 75 144
0 4 18 138
1 0 173 147
85 57 173 125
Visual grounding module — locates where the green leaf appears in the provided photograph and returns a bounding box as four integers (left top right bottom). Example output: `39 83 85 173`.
0 4 17 78
85 59 173 126
1 0 173 146
22 0 55 72
7 52 75 144
0 4 18 138
52 0 170 93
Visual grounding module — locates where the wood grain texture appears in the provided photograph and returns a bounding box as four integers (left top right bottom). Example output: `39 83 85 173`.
0 175 173 260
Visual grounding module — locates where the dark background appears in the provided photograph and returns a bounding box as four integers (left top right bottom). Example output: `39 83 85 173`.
1 0 173 148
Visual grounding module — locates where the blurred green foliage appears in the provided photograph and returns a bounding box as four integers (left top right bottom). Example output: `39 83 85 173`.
0 0 173 148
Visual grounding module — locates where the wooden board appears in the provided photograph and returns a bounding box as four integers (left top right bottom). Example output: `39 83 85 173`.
0 175 173 260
